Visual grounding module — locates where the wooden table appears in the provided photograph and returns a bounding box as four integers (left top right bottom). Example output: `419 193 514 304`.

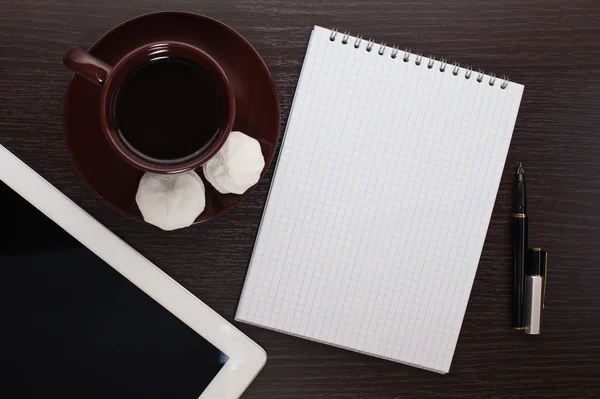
2 1 600 397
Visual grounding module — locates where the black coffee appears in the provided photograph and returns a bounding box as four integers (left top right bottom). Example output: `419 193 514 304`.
115 57 224 162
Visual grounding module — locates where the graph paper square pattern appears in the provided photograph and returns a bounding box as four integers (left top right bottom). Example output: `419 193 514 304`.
235 26 524 374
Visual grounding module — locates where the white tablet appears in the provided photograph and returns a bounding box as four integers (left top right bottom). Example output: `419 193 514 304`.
0 144 266 399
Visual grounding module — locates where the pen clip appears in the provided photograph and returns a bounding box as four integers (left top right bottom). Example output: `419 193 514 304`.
542 251 548 311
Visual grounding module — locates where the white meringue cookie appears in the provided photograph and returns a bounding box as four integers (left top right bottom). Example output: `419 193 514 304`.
203 131 265 194
135 171 205 231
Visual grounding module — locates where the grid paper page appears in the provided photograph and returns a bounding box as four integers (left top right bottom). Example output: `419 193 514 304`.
236 26 524 373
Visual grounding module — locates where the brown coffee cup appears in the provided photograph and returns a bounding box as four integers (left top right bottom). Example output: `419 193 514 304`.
63 41 235 174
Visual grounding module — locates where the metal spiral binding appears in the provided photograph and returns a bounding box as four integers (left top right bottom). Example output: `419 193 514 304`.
329 28 509 89
341 31 350 45
439 58 447 72
415 53 423 66
427 55 435 69
465 65 473 79
452 62 460 76
354 35 362 49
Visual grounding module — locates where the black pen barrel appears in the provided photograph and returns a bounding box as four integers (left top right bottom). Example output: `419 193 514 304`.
513 215 528 329
513 163 527 330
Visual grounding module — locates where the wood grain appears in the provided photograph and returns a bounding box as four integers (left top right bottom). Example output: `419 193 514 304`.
1 0 600 397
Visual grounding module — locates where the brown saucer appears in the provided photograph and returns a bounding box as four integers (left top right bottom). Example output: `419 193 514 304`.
64 12 280 224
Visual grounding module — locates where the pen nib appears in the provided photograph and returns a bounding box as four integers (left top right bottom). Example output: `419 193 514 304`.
517 162 524 175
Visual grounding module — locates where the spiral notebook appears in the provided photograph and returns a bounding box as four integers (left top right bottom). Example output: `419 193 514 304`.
236 26 524 373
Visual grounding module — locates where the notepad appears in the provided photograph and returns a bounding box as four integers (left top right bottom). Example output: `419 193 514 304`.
236 26 524 373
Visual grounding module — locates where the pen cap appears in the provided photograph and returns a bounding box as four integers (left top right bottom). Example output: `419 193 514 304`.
526 248 548 276
524 248 548 335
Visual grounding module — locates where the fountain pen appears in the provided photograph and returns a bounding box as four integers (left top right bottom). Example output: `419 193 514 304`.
513 163 528 330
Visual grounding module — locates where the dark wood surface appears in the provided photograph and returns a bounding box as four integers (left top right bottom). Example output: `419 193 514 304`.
2 0 600 397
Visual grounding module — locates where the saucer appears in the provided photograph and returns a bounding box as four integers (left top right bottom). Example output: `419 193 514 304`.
64 12 280 224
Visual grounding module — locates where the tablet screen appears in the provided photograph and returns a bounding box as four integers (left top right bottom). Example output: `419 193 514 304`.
0 181 227 399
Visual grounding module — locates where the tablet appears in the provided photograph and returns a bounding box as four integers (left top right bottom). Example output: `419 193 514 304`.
0 145 266 399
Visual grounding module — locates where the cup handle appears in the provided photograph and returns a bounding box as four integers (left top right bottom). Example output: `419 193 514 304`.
63 47 112 87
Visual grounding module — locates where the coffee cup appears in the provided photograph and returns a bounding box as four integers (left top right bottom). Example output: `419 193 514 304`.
63 41 235 174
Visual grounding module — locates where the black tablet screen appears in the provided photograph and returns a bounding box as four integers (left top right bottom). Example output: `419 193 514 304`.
0 180 227 398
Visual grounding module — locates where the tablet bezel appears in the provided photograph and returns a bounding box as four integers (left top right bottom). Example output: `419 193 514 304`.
0 144 266 399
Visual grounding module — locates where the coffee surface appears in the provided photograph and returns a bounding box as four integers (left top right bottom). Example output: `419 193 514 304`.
115 57 224 162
